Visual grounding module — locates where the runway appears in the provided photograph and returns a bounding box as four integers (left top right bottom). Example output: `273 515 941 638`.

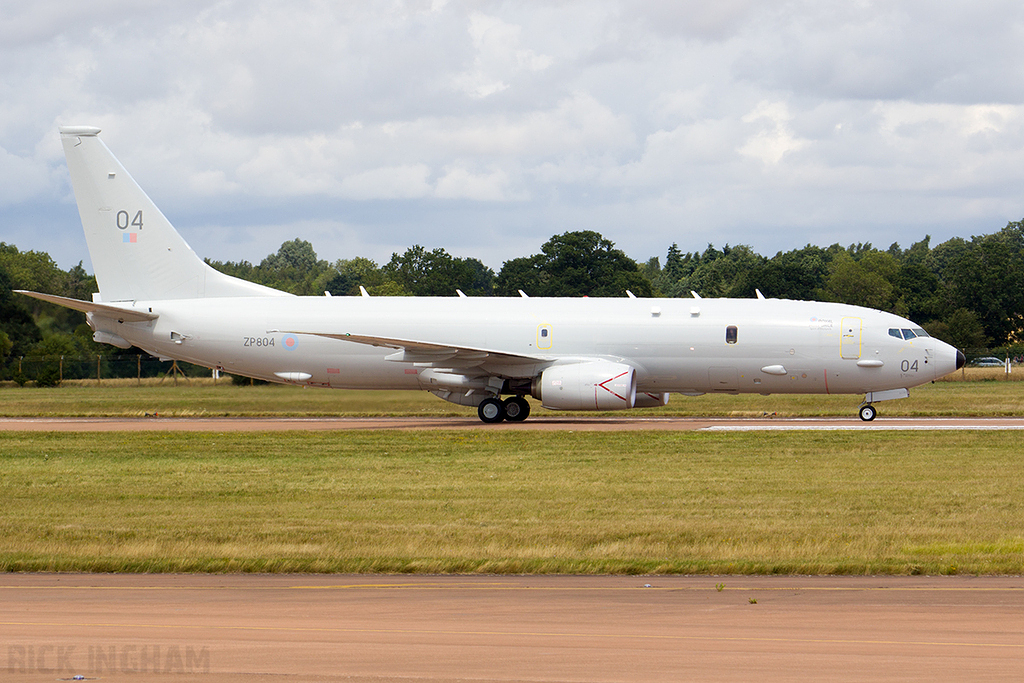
3 574 1023 682
3 415 1024 431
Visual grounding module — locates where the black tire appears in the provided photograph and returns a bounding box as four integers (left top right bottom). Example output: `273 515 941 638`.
478 397 505 423
859 404 877 422
503 396 531 422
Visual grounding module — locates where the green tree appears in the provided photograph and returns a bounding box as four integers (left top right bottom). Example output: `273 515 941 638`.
0 243 64 293
493 254 544 297
755 245 837 300
27 334 83 386
928 222 1024 345
383 245 494 297
684 245 764 298
258 239 330 294
924 308 989 351
495 231 652 297
820 249 898 311
664 243 684 281
261 238 320 273
208 239 331 295
0 244 96 335
0 265 42 366
319 257 409 296
637 256 664 296
889 237 946 322
0 330 11 362
461 258 496 297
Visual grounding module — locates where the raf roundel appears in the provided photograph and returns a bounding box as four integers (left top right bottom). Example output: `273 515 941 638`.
282 334 298 350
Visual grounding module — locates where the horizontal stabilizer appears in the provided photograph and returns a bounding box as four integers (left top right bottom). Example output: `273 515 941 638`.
15 290 158 322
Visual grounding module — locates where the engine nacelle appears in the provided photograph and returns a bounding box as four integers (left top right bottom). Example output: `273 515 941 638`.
532 361 636 411
633 391 670 408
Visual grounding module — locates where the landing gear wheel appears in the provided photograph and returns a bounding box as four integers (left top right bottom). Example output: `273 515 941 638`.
502 396 531 422
859 404 877 422
478 397 505 423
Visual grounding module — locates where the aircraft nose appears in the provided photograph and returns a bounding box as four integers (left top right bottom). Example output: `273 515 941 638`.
956 349 966 370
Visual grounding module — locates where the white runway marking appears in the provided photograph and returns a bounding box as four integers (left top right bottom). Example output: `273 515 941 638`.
702 424 1024 431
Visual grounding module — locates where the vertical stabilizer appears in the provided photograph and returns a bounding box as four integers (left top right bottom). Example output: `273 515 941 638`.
59 126 290 301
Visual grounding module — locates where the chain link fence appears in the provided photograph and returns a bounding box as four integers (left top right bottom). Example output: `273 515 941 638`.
3 355 219 386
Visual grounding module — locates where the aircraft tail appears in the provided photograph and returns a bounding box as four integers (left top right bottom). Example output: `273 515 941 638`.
59 126 290 302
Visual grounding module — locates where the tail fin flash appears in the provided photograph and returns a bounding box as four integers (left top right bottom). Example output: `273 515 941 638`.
59 126 289 302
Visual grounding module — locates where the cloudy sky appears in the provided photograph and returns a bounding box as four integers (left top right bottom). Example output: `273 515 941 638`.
2 1 1024 273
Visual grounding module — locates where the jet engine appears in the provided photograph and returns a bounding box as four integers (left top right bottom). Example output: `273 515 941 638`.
633 391 670 408
531 361 636 411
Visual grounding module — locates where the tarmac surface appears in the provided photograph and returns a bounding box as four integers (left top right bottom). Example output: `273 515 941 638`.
3 574 1023 682
4 415 1024 431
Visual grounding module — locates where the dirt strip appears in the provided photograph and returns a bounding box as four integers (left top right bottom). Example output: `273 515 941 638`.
2 574 1023 682
3 415 1024 431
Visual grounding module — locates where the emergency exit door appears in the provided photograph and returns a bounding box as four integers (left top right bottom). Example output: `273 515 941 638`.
840 317 862 359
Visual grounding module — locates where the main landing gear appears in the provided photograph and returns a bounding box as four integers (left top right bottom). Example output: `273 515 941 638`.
478 396 531 423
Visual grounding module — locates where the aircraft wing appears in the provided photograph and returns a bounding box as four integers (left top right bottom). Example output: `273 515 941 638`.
281 331 546 367
15 290 159 322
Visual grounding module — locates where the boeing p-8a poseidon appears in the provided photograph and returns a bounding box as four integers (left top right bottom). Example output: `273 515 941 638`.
19 126 966 422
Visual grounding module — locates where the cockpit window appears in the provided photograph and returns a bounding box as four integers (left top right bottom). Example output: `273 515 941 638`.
890 327 930 340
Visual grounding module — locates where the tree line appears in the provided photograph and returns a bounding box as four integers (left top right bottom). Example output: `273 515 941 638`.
3 220 1024 383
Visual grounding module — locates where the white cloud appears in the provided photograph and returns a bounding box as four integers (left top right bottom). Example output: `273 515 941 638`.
339 164 432 200
452 12 553 99
0 145 50 206
739 100 809 165
435 166 518 201
2 0 1024 272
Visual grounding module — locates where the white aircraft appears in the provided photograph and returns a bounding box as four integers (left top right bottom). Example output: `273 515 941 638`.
19 126 965 422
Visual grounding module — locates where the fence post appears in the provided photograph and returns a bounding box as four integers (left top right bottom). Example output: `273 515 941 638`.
137 354 141 386
59 355 63 385
97 354 102 383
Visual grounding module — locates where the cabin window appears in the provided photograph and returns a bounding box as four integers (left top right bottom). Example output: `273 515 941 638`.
725 325 738 345
537 323 553 350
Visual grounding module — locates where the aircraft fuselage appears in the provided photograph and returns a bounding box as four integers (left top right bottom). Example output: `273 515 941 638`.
94 294 957 397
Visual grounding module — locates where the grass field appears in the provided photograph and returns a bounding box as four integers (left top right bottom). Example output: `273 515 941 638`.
2 372 1020 575
0 365 1022 418
2 430 1023 575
